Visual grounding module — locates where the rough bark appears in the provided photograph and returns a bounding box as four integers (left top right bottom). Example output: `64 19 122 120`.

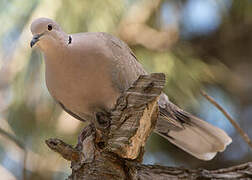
45 73 252 180
128 162 252 180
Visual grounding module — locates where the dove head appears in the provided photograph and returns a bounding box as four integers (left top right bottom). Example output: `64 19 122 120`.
30 18 68 52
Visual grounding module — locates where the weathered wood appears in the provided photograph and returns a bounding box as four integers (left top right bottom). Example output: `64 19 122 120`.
45 73 252 180
46 136 252 180
128 162 252 180
107 73 164 159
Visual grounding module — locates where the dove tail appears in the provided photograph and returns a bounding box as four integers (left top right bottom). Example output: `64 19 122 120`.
154 105 232 161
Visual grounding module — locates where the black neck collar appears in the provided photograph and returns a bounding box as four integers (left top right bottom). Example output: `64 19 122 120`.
68 35 72 44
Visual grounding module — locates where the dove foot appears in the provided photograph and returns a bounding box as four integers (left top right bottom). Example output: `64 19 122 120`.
95 111 111 129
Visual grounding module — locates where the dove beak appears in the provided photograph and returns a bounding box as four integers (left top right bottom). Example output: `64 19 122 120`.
30 33 43 48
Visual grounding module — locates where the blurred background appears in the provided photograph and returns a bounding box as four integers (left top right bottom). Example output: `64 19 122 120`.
0 0 252 179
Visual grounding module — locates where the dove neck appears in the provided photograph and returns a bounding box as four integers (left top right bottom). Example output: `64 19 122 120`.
43 45 67 64
38 31 69 55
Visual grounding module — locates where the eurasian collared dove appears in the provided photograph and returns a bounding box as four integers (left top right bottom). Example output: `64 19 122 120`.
30 18 232 160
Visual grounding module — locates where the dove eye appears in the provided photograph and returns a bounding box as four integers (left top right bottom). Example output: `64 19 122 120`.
48 24 53 31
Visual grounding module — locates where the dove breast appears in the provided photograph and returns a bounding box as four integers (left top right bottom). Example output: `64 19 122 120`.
44 32 121 118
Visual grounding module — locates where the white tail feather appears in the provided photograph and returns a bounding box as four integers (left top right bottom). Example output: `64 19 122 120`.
155 117 232 160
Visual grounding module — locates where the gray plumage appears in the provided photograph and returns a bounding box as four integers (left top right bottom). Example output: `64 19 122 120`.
30 18 232 160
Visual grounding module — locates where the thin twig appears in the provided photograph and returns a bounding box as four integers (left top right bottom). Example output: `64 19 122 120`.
200 90 252 150
0 128 24 149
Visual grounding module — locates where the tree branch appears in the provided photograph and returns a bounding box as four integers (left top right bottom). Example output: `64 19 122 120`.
45 73 252 179
128 162 252 180
201 90 252 150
